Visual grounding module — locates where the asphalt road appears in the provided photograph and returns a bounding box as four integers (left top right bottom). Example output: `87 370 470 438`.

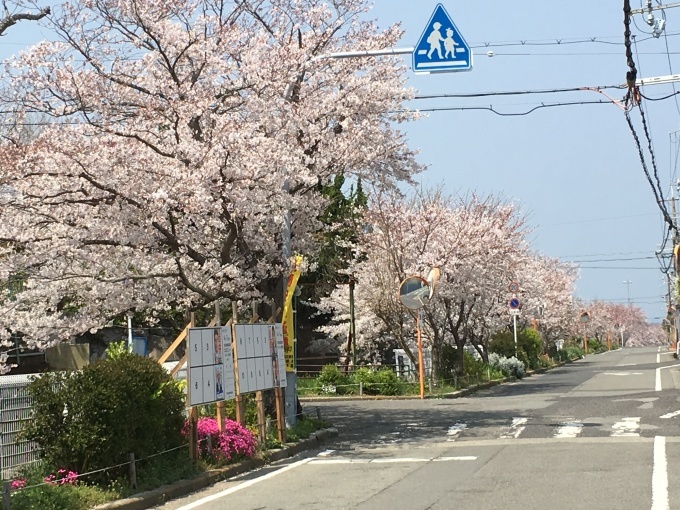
155 346 680 510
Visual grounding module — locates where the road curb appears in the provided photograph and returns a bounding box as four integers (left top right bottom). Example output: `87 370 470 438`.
92 428 339 510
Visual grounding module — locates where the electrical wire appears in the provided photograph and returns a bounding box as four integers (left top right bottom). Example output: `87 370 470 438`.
415 100 614 116
413 85 624 100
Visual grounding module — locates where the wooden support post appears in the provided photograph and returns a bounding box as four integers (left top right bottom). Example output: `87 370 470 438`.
188 406 199 463
256 390 266 446
187 312 199 463
232 301 245 425
275 386 286 444
2 481 10 510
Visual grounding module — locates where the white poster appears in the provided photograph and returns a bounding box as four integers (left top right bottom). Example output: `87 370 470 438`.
187 327 236 407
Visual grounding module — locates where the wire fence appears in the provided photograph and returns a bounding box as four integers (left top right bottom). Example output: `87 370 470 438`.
0 381 40 481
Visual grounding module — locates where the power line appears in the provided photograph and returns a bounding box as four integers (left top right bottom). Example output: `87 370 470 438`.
413 85 624 100
415 100 614 116
558 250 654 257
566 256 657 262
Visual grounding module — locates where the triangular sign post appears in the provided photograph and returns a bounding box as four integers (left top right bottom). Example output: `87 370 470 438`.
413 4 472 74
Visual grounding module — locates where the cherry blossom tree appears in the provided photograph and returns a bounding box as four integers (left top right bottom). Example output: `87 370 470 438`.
314 188 535 377
515 254 578 348
0 0 421 351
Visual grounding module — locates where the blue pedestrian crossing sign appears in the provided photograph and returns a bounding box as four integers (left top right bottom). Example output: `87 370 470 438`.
413 4 472 73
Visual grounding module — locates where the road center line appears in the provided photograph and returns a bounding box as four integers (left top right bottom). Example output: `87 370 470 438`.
652 436 669 510
660 410 680 419
174 457 311 510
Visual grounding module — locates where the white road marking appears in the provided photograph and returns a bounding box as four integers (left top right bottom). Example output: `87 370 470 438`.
660 410 680 419
433 456 478 461
656 364 680 392
174 457 312 510
446 422 467 442
652 436 670 510
604 372 643 376
309 456 477 465
611 417 641 437
657 353 660 363
499 417 528 439
318 449 335 457
553 421 583 438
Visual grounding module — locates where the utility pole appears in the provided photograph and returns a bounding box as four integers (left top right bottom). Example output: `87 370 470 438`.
671 184 680 357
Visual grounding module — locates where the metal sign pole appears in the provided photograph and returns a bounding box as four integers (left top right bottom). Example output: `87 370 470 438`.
513 314 518 358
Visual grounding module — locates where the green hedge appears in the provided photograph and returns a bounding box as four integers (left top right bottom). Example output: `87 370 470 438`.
22 351 186 479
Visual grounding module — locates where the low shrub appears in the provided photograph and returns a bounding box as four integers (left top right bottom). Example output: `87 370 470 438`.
490 329 543 369
488 352 525 379
350 367 405 396
562 344 585 361
317 364 351 395
186 417 257 465
10 463 117 510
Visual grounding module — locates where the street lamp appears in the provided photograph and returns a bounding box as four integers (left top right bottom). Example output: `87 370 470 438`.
623 280 632 307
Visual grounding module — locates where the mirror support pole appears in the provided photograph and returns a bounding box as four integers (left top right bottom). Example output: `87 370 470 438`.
417 309 425 399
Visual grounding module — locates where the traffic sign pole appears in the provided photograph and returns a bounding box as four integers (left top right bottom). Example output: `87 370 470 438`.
513 314 518 358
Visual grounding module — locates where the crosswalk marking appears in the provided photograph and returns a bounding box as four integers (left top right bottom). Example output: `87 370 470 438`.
610 417 641 437
499 417 528 439
446 422 467 442
441 417 652 442
553 421 583 438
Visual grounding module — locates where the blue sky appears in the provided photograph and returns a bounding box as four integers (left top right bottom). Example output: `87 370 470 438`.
365 1 680 322
2 1 678 321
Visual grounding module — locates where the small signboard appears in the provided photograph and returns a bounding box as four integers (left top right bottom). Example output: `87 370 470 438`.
187 327 236 407
508 282 520 293
509 298 521 309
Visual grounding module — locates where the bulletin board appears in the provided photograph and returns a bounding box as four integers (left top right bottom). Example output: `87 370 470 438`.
233 323 287 394
187 327 236 406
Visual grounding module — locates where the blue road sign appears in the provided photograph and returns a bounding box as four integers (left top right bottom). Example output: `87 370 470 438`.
413 4 472 73
509 298 521 309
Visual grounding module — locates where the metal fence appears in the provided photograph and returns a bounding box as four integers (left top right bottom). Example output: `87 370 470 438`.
0 375 40 480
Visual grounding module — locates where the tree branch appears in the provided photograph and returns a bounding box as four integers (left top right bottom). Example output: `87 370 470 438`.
0 6 50 37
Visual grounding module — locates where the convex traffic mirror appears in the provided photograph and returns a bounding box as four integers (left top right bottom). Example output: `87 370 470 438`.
398 276 431 310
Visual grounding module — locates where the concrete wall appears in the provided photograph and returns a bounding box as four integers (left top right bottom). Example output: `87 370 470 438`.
45 344 90 370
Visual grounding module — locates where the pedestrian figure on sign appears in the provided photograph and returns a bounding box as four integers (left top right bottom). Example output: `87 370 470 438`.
426 22 444 59
443 28 458 58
